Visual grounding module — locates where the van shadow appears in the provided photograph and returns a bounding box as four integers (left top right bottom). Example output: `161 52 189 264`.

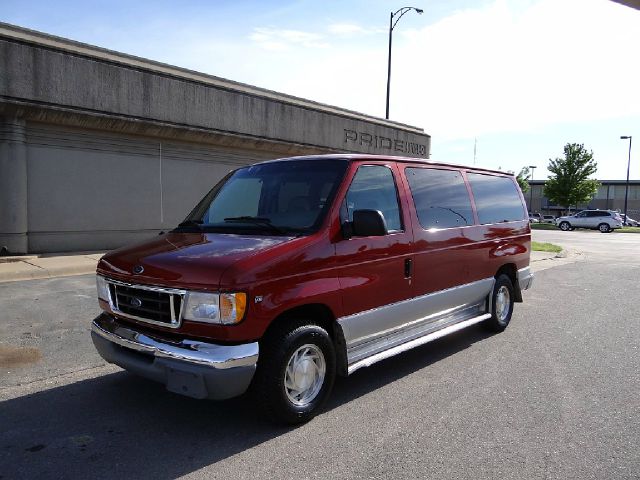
0 325 492 480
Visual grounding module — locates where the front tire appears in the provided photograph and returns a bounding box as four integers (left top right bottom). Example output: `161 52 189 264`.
484 274 515 332
598 223 611 233
252 320 336 425
559 221 571 231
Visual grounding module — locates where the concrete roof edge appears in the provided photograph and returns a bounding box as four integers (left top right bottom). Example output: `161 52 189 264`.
0 22 427 136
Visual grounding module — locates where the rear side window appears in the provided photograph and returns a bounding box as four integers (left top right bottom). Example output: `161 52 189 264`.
406 167 473 229
467 173 526 224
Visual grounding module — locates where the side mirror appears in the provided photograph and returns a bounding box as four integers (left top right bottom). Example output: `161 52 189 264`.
351 209 388 237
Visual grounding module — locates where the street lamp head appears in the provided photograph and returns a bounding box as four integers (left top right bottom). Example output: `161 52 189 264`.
528 165 536 169
620 135 631 139
415 8 424 14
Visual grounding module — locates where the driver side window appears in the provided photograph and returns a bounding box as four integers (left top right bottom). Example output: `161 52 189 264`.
345 165 402 232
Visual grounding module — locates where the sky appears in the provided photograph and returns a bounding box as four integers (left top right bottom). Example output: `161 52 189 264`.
2 0 639 180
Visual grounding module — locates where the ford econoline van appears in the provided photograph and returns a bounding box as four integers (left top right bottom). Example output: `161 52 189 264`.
92 154 533 424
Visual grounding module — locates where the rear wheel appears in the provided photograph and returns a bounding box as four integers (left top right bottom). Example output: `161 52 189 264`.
598 223 611 233
484 274 515 332
252 320 336 425
559 221 571 231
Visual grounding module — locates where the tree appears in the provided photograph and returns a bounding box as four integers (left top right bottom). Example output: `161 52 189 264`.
543 143 599 212
516 167 530 193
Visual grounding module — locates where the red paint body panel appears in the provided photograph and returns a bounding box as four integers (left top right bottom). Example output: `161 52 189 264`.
333 161 415 316
96 155 531 344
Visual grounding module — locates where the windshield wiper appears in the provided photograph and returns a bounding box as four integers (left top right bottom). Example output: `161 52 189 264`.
223 216 288 235
177 219 204 229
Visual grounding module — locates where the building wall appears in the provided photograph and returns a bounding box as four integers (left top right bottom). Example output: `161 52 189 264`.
0 23 431 254
23 123 278 252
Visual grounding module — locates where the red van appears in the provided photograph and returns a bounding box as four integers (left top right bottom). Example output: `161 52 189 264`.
92 154 533 424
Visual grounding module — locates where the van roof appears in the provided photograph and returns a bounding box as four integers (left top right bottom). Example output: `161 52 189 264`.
258 154 513 176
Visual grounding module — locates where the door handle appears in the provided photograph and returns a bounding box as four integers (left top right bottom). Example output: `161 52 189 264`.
404 258 412 278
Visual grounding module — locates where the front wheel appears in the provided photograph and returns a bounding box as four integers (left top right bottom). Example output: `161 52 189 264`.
559 221 571 231
252 321 336 425
484 274 515 332
598 223 611 233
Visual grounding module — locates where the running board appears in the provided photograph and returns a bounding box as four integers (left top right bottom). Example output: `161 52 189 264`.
347 313 492 375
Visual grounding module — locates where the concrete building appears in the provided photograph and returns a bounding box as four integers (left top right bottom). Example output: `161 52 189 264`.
0 23 430 254
526 180 640 218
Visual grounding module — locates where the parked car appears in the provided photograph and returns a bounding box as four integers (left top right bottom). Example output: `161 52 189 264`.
91 154 533 424
528 212 542 223
555 210 623 233
620 214 640 227
542 215 556 224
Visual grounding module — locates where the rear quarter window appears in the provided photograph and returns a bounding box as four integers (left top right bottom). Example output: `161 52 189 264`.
467 173 526 224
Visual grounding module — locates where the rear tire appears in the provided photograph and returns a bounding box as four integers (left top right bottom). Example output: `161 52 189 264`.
252 320 336 425
559 221 571 231
598 223 611 233
484 274 515 333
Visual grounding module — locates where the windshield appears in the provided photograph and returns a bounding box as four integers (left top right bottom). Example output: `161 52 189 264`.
176 159 349 235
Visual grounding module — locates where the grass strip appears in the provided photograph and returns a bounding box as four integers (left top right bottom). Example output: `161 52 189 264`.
532 241 562 253
530 223 557 230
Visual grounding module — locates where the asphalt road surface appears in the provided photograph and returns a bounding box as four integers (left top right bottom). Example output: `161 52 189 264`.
1 231 639 479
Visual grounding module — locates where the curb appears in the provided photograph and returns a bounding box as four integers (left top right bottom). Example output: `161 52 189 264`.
0 252 104 283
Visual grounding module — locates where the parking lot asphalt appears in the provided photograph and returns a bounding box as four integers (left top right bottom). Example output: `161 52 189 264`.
1 232 639 479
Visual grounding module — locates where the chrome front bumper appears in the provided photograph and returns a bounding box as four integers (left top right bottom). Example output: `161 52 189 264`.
91 313 259 400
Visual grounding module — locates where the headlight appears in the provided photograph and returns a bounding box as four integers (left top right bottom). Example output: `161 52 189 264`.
96 275 110 303
183 292 247 325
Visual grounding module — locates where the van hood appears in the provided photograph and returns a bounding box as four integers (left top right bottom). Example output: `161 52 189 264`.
97 232 296 290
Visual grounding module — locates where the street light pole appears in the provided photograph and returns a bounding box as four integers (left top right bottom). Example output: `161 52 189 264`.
385 6 423 119
528 165 537 213
620 135 632 225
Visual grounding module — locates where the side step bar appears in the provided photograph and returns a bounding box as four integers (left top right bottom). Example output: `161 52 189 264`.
347 313 491 375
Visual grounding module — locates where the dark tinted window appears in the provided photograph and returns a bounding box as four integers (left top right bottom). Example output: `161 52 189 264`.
587 210 609 217
406 167 473 229
346 165 402 232
468 173 526 224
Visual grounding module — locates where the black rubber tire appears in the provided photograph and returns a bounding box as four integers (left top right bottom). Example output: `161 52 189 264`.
252 320 336 425
484 274 515 333
559 221 571 231
598 223 611 233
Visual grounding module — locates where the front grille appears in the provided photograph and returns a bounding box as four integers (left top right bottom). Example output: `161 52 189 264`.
106 280 185 328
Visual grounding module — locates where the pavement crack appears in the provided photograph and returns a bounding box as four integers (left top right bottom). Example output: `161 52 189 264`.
20 261 47 271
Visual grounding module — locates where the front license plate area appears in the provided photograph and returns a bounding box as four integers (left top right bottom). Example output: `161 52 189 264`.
166 368 207 399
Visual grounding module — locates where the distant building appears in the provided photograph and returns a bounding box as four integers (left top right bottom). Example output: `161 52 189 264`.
526 180 640 218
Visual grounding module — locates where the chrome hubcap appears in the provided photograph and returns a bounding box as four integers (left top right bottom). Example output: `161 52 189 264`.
600 224 608 232
284 344 326 406
495 286 511 324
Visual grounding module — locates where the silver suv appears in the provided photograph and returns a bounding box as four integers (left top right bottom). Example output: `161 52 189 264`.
555 210 623 233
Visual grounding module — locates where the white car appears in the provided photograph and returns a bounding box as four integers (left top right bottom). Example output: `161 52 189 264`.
555 210 623 233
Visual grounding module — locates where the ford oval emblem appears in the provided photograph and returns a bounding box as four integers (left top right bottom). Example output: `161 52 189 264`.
133 265 144 274
131 297 143 308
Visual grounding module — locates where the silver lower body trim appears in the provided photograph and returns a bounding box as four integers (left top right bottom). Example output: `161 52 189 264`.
338 277 494 370
347 313 491 375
